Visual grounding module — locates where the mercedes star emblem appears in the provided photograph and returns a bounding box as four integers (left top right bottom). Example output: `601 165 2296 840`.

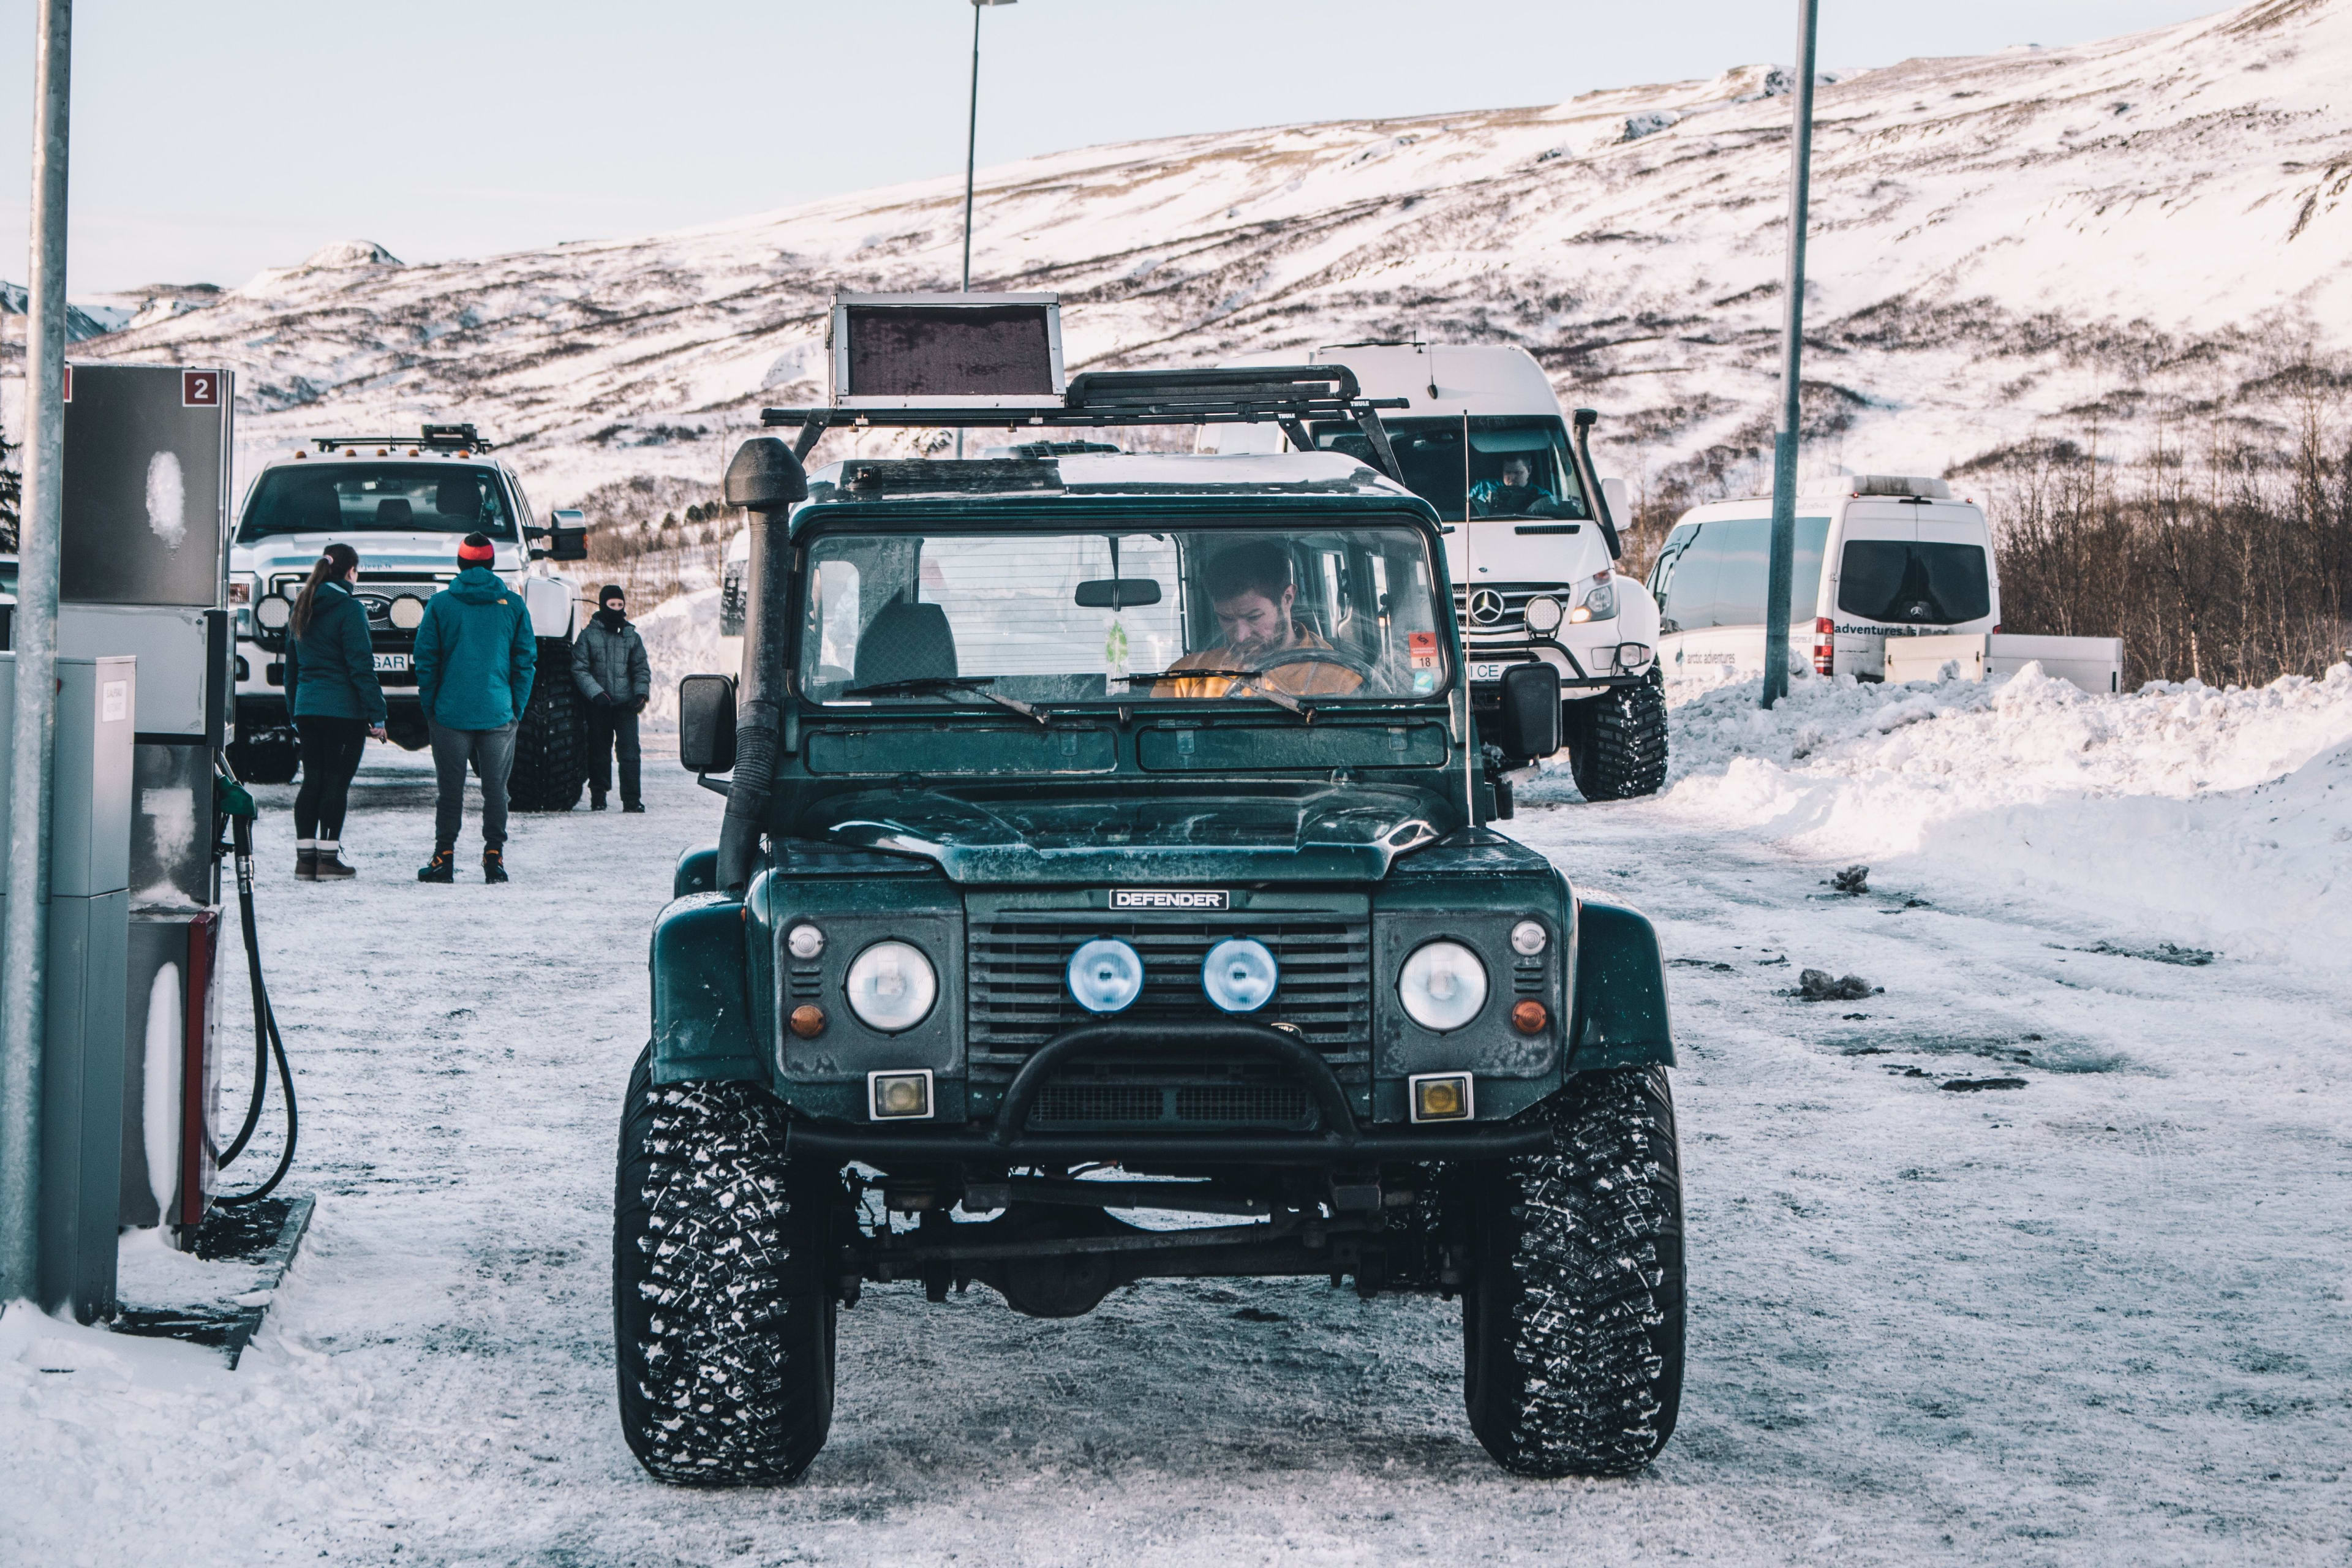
1468 589 1507 626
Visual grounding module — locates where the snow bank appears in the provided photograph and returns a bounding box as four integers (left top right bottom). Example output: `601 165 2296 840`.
1568 664 2352 965
633 586 725 730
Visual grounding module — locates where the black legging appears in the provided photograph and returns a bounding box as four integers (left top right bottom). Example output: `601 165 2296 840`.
293 715 369 840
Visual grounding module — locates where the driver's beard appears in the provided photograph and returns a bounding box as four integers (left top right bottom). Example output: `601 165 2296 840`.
1229 620 1294 663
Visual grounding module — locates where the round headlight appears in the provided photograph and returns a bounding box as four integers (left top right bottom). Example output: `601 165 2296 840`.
844 940 937 1033
254 595 292 630
1510 919 1548 956
1068 937 1144 1014
388 594 426 631
1399 940 1488 1032
1523 594 1563 633
1201 937 1278 1014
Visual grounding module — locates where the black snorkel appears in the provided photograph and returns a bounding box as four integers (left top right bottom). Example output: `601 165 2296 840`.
717 437 809 896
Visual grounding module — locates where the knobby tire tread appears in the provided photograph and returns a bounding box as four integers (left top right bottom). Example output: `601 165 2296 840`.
613 1050 835 1486
510 637 585 812
1463 1065 1686 1477
1569 680 1669 801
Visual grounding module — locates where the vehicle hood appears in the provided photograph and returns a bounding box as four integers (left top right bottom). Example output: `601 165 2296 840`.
801 783 1447 884
233 533 523 575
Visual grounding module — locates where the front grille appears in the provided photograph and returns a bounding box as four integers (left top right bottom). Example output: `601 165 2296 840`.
970 913 1370 1063
1454 581 1570 643
1030 1064 1315 1129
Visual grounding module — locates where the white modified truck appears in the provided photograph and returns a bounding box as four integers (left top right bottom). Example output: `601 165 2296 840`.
1212 344 1667 799
227 424 596 808
1647 475 2122 693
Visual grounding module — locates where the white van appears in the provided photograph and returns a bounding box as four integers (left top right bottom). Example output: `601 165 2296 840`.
1648 476 2000 682
1212 343 1668 799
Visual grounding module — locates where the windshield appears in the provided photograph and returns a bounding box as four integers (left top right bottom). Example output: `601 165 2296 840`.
800 524 1449 706
237 464 517 543
1312 417 1587 524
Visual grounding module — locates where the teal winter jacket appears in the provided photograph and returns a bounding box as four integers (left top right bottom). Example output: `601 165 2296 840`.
284 579 389 725
413 567 537 730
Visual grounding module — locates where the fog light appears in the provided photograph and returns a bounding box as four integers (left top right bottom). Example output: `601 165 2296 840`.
1510 999 1548 1035
1202 937 1278 1014
1510 919 1547 956
254 595 292 630
1068 937 1144 1014
789 1004 826 1039
1523 594 1562 633
869 1069 934 1121
388 594 426 631
1409 1072 1474 1123
786 923 825 960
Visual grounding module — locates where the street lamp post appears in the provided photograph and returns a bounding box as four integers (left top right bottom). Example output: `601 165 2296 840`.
1760 0 1820 709
2 0 72 1305
956 0 1014 458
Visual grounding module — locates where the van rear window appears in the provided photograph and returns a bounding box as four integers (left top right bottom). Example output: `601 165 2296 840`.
1836 541 1990 625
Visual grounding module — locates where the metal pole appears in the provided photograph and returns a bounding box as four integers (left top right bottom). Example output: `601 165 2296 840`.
1760 0 1819 709
956 1 983 461
1 0 71 1305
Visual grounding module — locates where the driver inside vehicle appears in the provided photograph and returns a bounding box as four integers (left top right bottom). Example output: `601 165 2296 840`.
1153 541 1366 698
1466 455 1559 518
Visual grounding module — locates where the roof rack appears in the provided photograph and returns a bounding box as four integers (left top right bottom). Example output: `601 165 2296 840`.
763 366 1409 483
307 423 494 453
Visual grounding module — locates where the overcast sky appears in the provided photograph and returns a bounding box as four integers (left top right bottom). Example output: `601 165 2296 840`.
4 0 2226 295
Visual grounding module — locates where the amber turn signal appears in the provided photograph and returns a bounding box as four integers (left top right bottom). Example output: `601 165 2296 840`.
1509 999 1548 1035
788 1005 826 1039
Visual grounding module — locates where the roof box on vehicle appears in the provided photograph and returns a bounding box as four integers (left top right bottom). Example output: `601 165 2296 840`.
1851 474 1950 499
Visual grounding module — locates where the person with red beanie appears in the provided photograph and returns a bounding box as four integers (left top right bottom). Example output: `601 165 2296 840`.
410 532 537 883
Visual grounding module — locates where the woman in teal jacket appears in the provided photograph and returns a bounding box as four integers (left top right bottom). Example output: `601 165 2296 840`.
283 541 388 880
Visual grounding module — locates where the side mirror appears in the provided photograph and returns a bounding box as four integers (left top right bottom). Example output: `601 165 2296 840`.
1497 662 1562 760
678 673 738 774
548 508 590 562
1599 478 1629 533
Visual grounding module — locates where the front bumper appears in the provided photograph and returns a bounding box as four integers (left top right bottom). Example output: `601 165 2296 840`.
780 1019 1558 1167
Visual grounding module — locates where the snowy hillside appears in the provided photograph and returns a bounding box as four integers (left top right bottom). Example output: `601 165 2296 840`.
48 0 2352 506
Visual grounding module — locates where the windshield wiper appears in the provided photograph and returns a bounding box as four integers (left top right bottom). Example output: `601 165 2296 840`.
1115 667 1307 716
839 675 1042 723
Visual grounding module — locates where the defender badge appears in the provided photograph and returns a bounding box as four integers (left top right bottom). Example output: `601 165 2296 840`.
1110 889 1230 910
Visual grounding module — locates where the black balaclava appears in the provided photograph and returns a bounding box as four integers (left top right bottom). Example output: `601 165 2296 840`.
596 586 627 629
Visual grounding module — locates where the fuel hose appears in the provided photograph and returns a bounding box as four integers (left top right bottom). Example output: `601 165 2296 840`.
210 770 298 1208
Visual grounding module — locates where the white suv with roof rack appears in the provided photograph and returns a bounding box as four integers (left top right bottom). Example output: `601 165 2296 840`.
227 423 597 808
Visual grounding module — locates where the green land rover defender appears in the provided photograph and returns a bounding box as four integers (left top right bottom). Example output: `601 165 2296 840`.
617 355 1682 1485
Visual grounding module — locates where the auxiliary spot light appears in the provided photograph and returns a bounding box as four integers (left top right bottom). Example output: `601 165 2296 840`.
1067 937 1144 1014
388 594 426 631
1201 937 1278 1014
254 595 292 631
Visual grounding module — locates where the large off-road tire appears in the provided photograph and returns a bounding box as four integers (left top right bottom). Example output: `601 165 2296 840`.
509 638 585 812
1462 1066 1685 1477
1566 677 1669 801
614 1050 837 1486
228 729 301 786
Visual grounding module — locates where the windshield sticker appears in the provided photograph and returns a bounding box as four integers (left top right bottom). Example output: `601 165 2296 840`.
1412 669 1438 693
1111 889 1231 910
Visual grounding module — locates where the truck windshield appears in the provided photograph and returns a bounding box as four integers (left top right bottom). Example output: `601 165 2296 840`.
1311 417 1588 524
801 524 1450 705
237 464 517 542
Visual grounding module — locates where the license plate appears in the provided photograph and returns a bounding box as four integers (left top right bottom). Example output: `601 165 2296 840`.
374 653 411 673
1468 661 1525 683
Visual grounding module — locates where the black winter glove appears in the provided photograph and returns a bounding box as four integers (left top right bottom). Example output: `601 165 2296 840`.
592 691 616 710
630 696 649 715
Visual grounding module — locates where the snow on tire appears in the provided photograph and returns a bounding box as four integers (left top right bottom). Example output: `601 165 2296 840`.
1462 1066 1684 1477
509 638 585 812
613 1050 836 1486
1569 678 1669 801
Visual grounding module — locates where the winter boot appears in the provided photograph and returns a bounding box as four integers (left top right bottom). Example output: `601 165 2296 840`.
295 840 318 881
622 801 645 815
417 847 456 884
590 793 608 812
483 846 510 884
314 839 356 880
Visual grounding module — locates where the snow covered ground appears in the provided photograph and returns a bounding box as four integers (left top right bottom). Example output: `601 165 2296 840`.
5 670 2350 1566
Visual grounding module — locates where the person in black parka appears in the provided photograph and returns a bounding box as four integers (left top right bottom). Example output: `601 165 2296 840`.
282 541 388 880
571 584 652 812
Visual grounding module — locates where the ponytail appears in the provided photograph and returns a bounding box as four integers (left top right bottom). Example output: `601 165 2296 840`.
290 542 360 637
